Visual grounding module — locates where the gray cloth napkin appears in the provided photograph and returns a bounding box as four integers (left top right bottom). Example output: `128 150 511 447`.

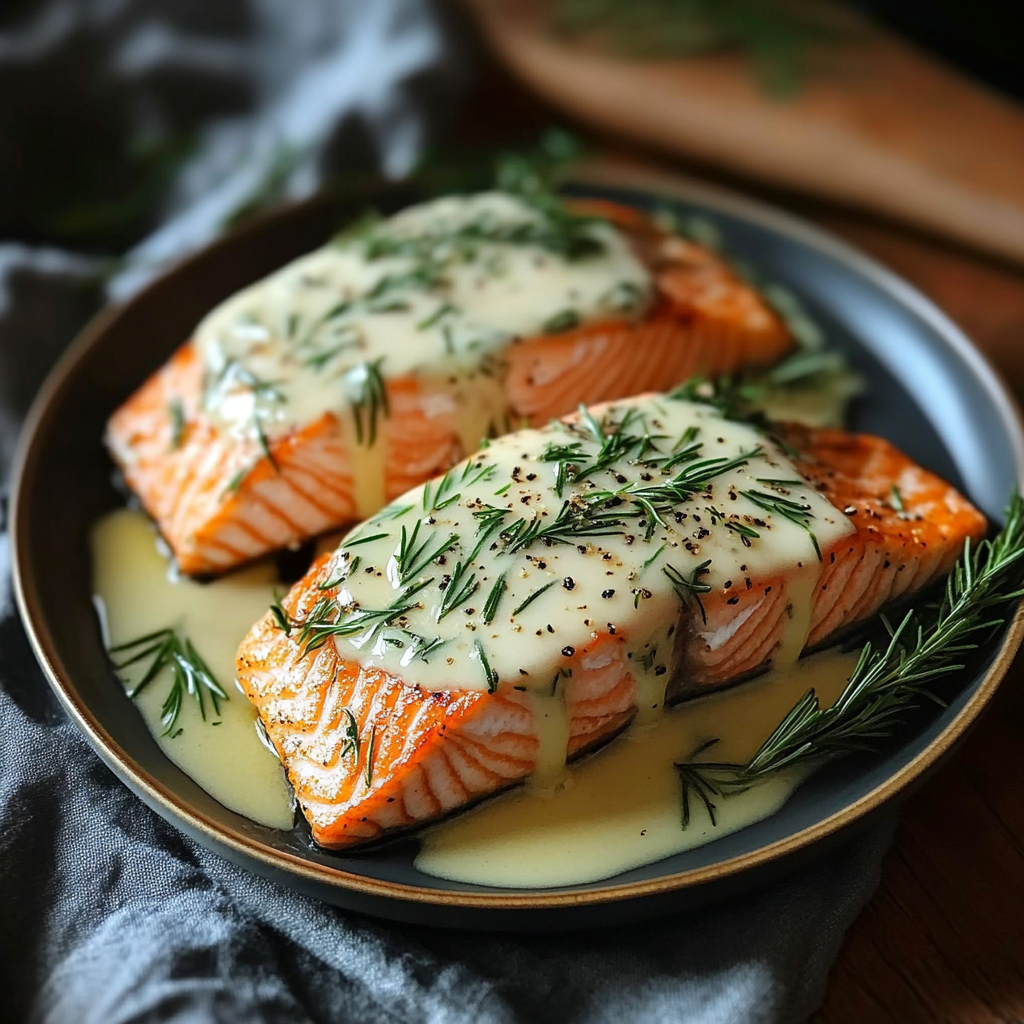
0 3 894 1021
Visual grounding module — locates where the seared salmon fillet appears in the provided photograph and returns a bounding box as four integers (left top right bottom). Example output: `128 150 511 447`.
106 193 791 575
235 392 984 849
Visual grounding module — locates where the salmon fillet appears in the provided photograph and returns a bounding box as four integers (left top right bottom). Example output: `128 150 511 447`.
235 397 984 849
106 199 790 575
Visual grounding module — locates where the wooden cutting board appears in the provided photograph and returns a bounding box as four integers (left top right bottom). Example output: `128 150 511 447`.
464 0 1024 266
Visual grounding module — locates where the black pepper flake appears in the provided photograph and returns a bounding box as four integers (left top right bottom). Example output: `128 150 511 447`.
546 624 554 633
608 623 617 635
519 668 529 676
561 646 575 657
727 596 739 606
654 665 666 676
602 589 615 598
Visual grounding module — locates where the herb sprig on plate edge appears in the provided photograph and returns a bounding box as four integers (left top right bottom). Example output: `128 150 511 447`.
675 491 1024 828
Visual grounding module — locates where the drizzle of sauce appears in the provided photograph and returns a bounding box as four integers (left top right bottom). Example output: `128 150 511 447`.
90 509 858 888
415 648 859 889
91 509 294 829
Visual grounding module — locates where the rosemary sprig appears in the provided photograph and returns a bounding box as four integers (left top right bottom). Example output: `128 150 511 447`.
254 415 278 471
270 591 292 635
741 487 820 561
674 491 1024 827
296 577 433 654
168 399 185 450
108 627 229 736
436 559 480 621
423 460 495 513
482 571 509 624
512 579 559 616
343 358 389 446
394 520 457 584
473 639 500 693
364 724 377 786
542 309 580 334
341 707 360 760
663 560 712 625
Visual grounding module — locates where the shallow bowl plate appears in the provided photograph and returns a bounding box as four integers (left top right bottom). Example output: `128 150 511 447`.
12 170 1024 929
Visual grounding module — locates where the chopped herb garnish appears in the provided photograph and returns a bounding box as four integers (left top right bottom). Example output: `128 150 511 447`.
416 301 456 331
663 560 713 625
482 572 509 624
396 521 457 584
343 357 389 447
512 579 559 617
741 488 821 560
364 724 376 786
341 707 360 760
269 591 292 635
473 639 499 692
542 309 580 334
224 465 249 494
108 627 229 737
890 485 905 512
169 399 185 450
640 543 666 576
345 531 390 547
295 577 434 655
436 558 480 621
254 416 278 471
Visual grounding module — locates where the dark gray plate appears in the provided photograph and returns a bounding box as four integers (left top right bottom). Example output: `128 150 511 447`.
12 171 1024 930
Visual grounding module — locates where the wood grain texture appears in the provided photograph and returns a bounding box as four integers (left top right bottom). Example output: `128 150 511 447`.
810 211 1024 1024
465 0 1024 266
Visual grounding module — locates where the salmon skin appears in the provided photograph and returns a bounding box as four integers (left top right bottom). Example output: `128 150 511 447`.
235 392 984 849
106 194 791 576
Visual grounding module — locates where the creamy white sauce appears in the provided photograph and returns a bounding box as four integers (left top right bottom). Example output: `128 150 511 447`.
92 506 860 888
310 396 854 695
194 191 652 449
91 509 294 829
415 648 859 888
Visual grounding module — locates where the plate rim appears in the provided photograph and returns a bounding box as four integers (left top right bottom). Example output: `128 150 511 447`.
12 167 1024 912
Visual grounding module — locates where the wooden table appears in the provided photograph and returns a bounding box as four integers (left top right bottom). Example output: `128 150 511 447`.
805 212 1024 1024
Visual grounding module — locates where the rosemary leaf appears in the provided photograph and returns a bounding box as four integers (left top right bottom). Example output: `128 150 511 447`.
512 579 559 617
482 572 509 624
109 626 228 736
169 399 185 450
674 491 1024 828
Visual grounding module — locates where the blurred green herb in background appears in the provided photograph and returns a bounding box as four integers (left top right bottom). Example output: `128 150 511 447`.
548 0 854 96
